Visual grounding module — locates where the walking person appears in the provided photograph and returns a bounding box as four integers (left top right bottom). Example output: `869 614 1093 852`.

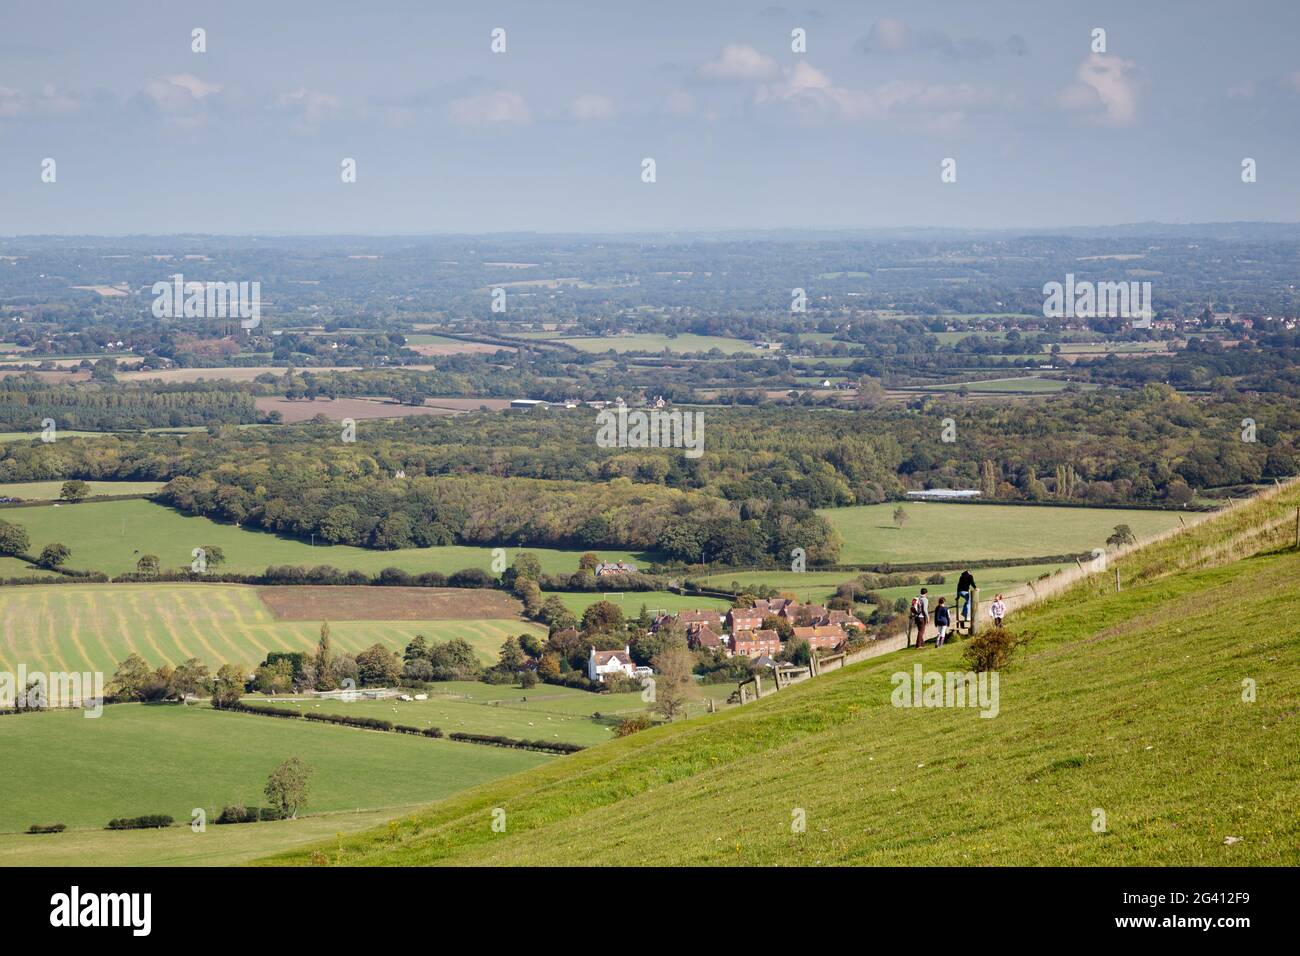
990 593 1006 627
933 597 951 648
912 587 930 647
956 569 976 624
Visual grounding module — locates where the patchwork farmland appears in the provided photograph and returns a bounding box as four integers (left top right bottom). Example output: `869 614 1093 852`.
0 583 544 675
1 498 651 578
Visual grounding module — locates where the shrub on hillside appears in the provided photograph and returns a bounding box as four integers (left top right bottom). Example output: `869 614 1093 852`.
615 714 653 737
216 805 284 824
26 823 66 834
962 626 1026 673
107 814 173 830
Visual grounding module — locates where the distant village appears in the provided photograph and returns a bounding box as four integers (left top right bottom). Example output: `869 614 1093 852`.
584 596 865 683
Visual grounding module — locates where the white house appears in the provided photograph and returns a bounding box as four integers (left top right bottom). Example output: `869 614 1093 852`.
587 646 636 682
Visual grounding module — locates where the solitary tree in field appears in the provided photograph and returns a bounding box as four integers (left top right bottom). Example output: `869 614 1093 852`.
136 554 160 577
264 757 313 819
649 647 696 721
59 479 90 503
200 545 226 569
313 623 336 691
0 519 31 557
210 663 245 709
37 542 70 569
1106 524 1137 548
893 506 909 529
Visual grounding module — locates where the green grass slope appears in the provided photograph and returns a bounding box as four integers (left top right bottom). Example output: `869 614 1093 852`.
266 488 1300 867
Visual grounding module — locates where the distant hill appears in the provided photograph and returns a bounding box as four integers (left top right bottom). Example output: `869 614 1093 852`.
266 482 1300 866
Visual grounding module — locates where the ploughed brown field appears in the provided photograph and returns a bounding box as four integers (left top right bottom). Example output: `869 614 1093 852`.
255 396 461 423
256 585 526 620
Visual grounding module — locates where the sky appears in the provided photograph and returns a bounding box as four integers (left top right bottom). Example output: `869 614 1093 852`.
1 0 1299 234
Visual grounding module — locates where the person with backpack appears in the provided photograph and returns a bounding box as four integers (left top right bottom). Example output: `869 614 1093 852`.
933 597 951 647
912 587 930 647
956 569 976 623
990 594 1007 627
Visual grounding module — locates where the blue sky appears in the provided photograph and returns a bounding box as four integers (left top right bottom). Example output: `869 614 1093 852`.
1 0 1298 234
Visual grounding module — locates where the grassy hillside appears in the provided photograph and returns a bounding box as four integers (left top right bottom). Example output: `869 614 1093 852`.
0 583 543 674
266 489 1300 866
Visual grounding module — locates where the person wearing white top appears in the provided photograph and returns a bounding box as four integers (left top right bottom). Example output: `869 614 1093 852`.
989 595 1007 626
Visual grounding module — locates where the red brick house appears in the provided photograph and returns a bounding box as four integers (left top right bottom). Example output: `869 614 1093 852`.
688 625 724 651
731 628 782 657
793 625 848 651
726 608 766 636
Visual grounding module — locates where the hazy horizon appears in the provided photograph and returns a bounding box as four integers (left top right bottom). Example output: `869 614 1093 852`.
2 0 1298 234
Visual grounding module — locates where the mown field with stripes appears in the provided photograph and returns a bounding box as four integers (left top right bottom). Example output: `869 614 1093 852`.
0 583 544 675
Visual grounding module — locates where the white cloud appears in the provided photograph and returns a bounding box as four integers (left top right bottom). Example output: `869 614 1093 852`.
756 61 1006 124
0 83 79 118
140 74 221 127
447 89 531 127
274 87 344 131
569 93 616 121
1058 53 1139 126
696 44 779 83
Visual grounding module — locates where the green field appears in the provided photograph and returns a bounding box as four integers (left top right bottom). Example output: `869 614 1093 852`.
0 807 402 867
544 590 730 619
0 703 550 837
558 333 763 355
0 479 164 500
820 502 1183 566
0 583 542 675
277 680 659 748
0 431 107 443
0 556 60 580
2 498 651 577
267 490 1300 866
699 562 1066 604
925 376 1090 394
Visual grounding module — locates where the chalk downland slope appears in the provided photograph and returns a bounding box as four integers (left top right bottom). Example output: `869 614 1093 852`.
265 486 1300 866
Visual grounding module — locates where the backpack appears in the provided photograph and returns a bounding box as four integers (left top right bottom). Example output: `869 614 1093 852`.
910 597 924 621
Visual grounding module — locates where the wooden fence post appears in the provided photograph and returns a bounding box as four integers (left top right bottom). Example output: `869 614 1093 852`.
969 587 979 637
1115 567 1121 592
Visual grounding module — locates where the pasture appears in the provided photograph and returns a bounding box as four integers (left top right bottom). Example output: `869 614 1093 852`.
698 563 1067 604
820 501 1184 566
2 498 651 577
0 703 550 834
556 333 763 355
544 590 730 619
266 680 654 748
0 479 163 500
0 583 544 675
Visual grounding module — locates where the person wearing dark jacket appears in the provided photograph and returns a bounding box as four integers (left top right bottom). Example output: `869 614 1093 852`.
956 569 976 623
934 597 951 647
